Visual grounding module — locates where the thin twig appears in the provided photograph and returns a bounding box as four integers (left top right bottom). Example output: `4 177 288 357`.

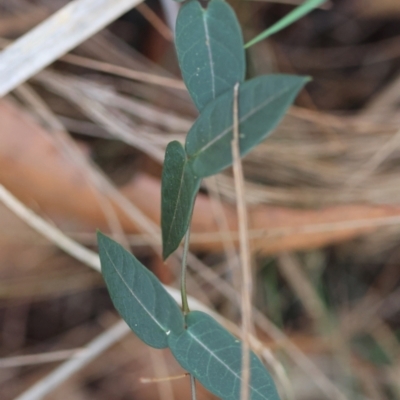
231 83 253 400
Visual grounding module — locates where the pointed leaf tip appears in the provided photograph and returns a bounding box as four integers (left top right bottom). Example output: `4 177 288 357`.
97 233 184 348
186 74 308 178
161 141 200 260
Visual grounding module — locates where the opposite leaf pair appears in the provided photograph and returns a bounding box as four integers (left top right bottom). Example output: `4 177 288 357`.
98 233 280 400
161 0 308 259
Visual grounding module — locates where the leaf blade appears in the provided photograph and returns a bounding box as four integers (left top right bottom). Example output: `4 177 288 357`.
175 0 245 111
245 0 328 48
161 141 201 259
169 311 280 400
98 232 184 349
186 74 309 178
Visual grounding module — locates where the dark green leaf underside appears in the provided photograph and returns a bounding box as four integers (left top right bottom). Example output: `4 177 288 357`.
185 74 309 178
175 0 245 111
98 232 184 348
161 141 201 259
169 311 280 400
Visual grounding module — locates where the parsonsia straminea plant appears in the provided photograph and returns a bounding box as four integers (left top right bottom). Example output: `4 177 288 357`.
98 0 325 398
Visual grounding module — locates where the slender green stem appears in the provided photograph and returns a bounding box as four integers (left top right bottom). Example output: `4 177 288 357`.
190 374 197 400
181 210 196 400
180 226 191 315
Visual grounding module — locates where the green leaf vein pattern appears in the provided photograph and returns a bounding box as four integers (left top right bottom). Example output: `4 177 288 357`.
169 311 280 400
161 141 201 259
98 233 184 349
175 0 245 111
186 74 309 177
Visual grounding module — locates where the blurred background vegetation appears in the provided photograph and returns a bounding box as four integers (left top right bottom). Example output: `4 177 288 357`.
0 0 400 399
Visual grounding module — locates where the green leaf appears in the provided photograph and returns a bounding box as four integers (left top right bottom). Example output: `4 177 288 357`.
245 0 328 48
97 232 184 349
175 0 245 111
169 311 280 400
161 141 201 260
186 74 309 178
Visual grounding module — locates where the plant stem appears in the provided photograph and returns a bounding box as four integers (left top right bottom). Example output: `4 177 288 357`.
180 226 191 315
181 213 196 400
190 374 197 400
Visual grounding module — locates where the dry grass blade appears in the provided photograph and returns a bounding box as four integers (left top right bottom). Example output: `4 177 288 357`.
0 349 85 368
13 82 131 250
248 0 330 8
0 185 101 270
140 373 188 384
36 71 166 163
13 77 164 255
231 83 253 400
158 0 179 33
136 3 174 42
34 71 189 163
14 320 131 400
203 176 240 286
346 128 400 186
0 0 145 97
60 53 185 89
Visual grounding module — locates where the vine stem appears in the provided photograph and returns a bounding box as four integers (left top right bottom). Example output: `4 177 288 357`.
180 225 191 315
180 212 197 400
0 183 347 400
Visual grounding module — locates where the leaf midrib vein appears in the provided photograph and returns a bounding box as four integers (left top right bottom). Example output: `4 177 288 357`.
166 162 186 245
105 249 165 331
202 14 216 99
188 330 266 398
191 84 295 158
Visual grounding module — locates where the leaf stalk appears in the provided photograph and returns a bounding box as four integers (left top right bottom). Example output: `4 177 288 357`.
180 227 191 315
